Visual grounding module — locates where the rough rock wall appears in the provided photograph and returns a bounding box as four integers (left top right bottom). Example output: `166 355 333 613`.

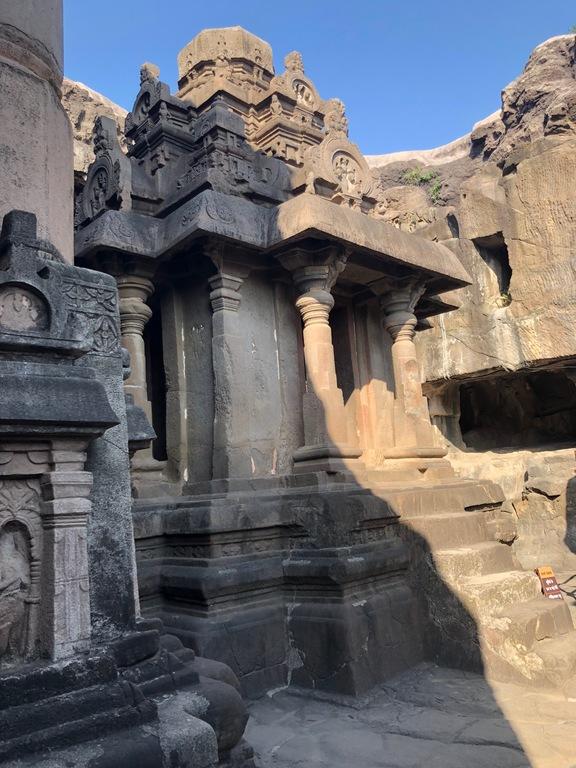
367 35 576 384
61 78 128 177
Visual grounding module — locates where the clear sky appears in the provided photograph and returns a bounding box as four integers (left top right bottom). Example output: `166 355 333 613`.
63 1 575 155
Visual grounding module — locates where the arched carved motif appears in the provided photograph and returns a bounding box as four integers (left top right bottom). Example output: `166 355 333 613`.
0 284 49 332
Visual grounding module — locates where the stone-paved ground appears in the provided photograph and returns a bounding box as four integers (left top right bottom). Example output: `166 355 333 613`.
246 664 576 768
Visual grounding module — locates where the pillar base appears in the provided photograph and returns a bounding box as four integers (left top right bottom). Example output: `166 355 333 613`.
292 443 363 474
131 457 177 499
381 446 448 459
370 456 455 484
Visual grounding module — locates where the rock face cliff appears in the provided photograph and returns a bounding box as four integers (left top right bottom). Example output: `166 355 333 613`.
61 78 128 177
368 35 576 391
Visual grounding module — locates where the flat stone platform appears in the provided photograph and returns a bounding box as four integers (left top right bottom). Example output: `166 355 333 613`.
246 664 576 768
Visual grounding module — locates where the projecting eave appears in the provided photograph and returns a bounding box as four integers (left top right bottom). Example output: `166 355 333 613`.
269 194 472 292
75 190 471 298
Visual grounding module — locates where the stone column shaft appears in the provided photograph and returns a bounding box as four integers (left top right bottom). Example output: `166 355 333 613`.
296 289 349 447
278 251 361 471
0 0 73 261
381 281 444 457
117 274 167 496
117 275 154 416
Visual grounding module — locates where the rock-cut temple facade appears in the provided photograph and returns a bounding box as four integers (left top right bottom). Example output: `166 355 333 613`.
1 6 576 767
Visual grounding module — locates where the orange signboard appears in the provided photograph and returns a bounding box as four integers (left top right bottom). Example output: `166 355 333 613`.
535 566 563 600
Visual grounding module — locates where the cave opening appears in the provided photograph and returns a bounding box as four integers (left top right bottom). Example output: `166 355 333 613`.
473 232 512 302
459 369 576 451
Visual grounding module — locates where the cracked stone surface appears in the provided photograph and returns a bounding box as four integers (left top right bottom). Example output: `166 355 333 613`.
246 664 576 768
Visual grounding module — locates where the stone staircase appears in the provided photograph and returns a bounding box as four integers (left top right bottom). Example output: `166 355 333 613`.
369 477 576 694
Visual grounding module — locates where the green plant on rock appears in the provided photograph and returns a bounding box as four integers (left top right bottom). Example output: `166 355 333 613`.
401 168 439 186
570 24 576 33
429 179 443 204
401 167 444 205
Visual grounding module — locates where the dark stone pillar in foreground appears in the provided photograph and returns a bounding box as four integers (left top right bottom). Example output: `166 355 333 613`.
0 211 253 768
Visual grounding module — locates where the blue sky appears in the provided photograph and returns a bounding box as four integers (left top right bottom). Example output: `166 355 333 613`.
64 1 575 155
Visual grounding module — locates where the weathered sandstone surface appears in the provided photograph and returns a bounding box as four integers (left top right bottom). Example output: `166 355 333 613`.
62 77 128 177
368 35 576 384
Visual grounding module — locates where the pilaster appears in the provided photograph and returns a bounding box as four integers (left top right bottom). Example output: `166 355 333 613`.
208 246 251 478
39 441 93 660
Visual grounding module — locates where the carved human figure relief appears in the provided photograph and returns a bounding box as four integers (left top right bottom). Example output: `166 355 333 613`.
89 169 109 217
332 152 362 195
0 525 31 661
0 286 49 332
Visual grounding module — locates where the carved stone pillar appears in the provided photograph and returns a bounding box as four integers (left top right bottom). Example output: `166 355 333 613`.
279 248 361 472
208 261 251 478
117 275 154 413
380 279 445 459
117 274 165 494
40 440 92 660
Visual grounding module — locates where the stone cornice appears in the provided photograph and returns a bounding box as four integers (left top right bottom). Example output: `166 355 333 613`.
75 190 471 301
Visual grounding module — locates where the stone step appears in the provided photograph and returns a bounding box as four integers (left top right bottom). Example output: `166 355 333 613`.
434 541 516 582
535 631 576 688
557 572 576 625
494 597 574 652
404 511 488 549
458 569 542 617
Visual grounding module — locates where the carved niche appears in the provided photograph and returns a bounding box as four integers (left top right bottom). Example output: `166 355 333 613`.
302 131 374 208
0 285 49 332
78 117 132 227
0 479 42 664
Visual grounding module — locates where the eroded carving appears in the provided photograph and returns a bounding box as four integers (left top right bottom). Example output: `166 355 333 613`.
0 523 31 661
0 286 49 332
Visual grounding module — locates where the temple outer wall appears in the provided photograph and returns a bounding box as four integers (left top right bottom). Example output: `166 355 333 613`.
0 0 73 262
161 266 305 487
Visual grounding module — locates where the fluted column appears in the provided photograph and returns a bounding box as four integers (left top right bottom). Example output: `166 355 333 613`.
279 248 361 472
380 279 445 458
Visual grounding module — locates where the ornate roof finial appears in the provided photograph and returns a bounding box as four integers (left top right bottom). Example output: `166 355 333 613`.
140 62 160 85
284 51 304 73
93 116 115 156
325 99 349 137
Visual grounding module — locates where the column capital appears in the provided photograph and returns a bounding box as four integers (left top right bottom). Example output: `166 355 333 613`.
116 274 155 302
117 275 154 336
276 245 349 297
380 277 427 341
295 291 333 326
208 273 244 313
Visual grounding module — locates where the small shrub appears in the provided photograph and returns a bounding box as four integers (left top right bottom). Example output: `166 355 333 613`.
571 24 576 33
401 168 439 186
429 179 443 204
402 167 443 205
